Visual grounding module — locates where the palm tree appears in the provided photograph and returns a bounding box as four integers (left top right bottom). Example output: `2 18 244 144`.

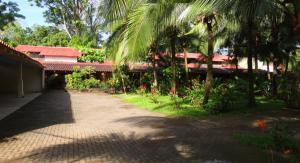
180 1 239 104
182 0 281 106
105 0 188 95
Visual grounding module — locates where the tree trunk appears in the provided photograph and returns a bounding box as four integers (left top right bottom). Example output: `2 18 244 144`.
267 60 271 80
272 61 278 97
152 51 158 89
285 55 289 75
234 45 239 72
121 76 126 94
203 20 214 105
170 32 177 95
254 53 258 72
183 48 189 85
288 73 299 109
254 36 258 72
292 0 300 40
247 19 256 107
271 17 279 98
139 72 142 87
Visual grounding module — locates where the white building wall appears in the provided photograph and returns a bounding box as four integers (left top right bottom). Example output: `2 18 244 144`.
44 56 77 63
238 57 274 72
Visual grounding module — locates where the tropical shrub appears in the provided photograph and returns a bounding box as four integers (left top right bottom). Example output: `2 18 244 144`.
255 76 272 97
204 78 246 114
148 88 160 104
136 84 147 96
107 77 121 93
269 120 297 151
158 66 184 95
235 120 299 155
109 65 137 93
185 79 205 108
170 94 183 110
98 82 109 91
277 73 300 109
159 67 173 94
140 71 153 92
65 66 100 91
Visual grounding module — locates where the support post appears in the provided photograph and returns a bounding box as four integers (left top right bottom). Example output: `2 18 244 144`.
42 69 45 89
18 63 24 98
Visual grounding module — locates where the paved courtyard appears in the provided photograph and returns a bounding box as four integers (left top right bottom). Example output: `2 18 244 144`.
0 90 292 162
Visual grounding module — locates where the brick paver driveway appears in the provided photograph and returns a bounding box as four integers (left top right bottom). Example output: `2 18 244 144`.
0 90 287 163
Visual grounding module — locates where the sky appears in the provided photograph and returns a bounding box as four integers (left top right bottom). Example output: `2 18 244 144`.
4 0 49 27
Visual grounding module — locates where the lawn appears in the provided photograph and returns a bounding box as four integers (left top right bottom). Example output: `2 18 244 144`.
118 94 209 117
118 93 286 117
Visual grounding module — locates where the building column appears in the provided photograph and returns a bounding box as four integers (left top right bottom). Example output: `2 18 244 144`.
101 72 106 82
18 63 24 98
139 72 142 87
42 69 45 89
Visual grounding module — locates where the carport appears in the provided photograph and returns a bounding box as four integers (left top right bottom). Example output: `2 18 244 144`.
0 40 44 118
0 40 44 96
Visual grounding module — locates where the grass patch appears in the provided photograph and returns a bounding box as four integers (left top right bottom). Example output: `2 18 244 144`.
118 94 208 117
234 131 300 162
233 133 274 149
229 96 286 115
118 93 286 117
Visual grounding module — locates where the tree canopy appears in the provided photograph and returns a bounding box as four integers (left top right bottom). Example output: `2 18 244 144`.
29 0 106 44
0 23 70 47
0 0 24 29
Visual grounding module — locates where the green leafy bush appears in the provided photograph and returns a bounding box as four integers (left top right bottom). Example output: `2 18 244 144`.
204 78 246 114
235 120 299 154
255 76 272 97
185 79 205 108
184 78 247 113
136 85 146 96
65 66 101 91
170 95 183 110
108 65 135 93
107 77 121 91
78 48 107 63
147 88 160 104
269 120 298 151
98 82 109 91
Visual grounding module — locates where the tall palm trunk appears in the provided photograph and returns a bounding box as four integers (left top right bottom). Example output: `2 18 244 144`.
254 35 259 72
247 19 256 107
121 76 126 94
203 19 214 105
272 60 278 97
170 32 177 95
267 60 271 80
271 18 279 98
292 0 300 39
183 47 189 85
152 51 158 89
285 55 289 75
234 44 239 72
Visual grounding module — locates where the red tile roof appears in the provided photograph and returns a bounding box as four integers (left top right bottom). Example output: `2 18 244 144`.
176 53 206 60
156 52 233 62
39 61 149 72
0 40 44 68
40 61 113 72
187 63 242 69
176 53 232 62
15 45 82 57
129 63 150 72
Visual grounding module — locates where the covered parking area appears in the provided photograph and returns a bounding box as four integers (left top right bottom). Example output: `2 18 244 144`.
0 40 44 119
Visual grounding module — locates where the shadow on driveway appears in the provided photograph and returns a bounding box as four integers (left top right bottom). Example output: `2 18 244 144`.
0 90 74 139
